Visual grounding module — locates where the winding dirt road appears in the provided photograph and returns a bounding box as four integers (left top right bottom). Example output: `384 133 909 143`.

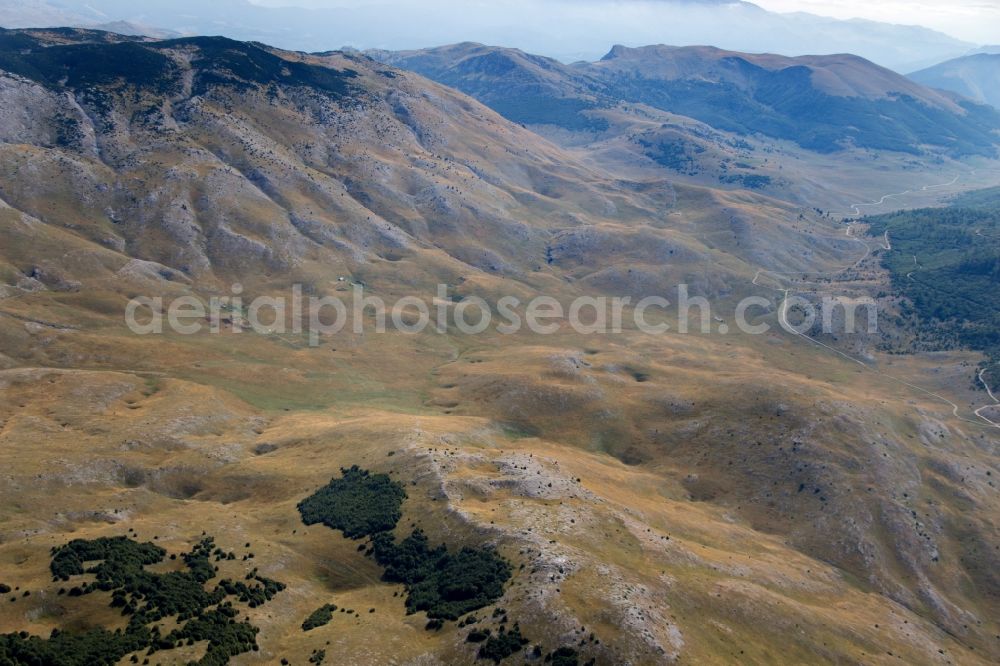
756 171 1000 429
847 174 960 217
778 287 998 428
976 369 1000 426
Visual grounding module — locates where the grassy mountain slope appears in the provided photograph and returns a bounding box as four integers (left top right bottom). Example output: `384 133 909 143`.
0 28 998 665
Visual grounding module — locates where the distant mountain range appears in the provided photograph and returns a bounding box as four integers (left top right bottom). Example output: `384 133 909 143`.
372 42 1000 158
0 0 978 72
909 54 1000 110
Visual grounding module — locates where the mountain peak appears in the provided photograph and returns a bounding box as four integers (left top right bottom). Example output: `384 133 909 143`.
599 44 630 61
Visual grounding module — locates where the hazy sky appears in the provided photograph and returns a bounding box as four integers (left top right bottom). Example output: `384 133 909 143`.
252 0 1000 44
752 0 1000 43
0 0 985 70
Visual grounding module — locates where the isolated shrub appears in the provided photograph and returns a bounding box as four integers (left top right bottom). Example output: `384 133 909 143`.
373 530 512 620
297 466 407 538
477 624 529 663
302 604 338 631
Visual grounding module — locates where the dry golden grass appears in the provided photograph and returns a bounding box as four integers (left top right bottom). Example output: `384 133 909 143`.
0 32 998 663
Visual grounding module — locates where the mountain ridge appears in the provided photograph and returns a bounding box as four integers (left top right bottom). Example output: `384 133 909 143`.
909 53 1000 110
373 41 1000 157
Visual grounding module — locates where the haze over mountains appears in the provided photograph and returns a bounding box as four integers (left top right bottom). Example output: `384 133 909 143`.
0 0 981 72
910 53 1000 110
